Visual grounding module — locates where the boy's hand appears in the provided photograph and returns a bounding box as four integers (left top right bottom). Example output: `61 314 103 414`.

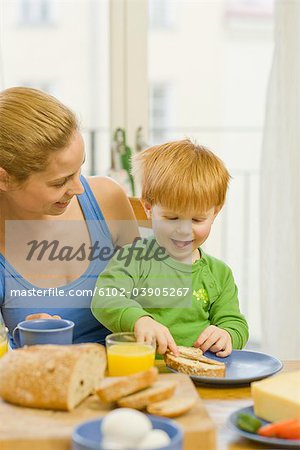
194 325 232 357
134 316 179 356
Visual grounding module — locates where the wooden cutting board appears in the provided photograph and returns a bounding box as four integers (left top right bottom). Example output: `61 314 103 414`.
0 373 215 450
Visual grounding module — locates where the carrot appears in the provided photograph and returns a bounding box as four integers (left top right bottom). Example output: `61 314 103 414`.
276 422 300 440
258 419 300 440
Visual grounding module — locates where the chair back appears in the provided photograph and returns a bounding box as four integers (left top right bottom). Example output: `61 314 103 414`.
129 197 152 228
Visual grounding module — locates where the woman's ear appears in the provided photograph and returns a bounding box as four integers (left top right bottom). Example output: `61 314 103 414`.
0 168 9 192
141 200 152 218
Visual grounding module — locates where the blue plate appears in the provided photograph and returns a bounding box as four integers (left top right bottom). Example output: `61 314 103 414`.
72 415 183 450
228 406 300 448
167 350 282 385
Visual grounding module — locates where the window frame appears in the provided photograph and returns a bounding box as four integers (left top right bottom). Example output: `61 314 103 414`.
18 0 56 26
109 0 148 149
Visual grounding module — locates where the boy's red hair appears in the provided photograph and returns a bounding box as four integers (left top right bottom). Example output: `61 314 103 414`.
132 139 230 213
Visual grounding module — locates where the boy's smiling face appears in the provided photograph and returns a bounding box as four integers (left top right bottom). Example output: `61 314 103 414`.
145 203 220 263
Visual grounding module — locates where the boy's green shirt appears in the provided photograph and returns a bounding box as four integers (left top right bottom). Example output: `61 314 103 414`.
91 238 249 349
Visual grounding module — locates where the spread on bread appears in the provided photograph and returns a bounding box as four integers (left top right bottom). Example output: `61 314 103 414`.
164 345 226 378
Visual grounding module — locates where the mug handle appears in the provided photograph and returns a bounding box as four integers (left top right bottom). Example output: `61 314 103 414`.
12 326 21 348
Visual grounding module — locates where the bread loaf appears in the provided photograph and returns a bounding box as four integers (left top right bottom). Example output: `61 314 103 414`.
117 381 177 410
96 367 158 403
0 343 106 411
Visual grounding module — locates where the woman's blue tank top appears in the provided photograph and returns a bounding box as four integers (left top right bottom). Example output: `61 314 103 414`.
0 176 114 347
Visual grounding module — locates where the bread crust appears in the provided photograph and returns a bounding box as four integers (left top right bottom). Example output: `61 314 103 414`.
0 344 106 411
165 353 225 377
147 396 197 418
96 367 158 403
117 381 177 410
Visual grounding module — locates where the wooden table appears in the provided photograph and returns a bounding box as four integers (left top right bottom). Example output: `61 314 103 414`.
0 359 297 450
158 361 299 450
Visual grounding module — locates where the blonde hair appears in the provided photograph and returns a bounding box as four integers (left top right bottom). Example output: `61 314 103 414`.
0 87 78 182
132 139 230 213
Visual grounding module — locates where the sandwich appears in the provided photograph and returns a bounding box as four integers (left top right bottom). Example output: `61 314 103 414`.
164 345 226 378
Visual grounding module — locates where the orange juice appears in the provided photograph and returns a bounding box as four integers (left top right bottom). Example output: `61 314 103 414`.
0 339 8 358
107 343 155 376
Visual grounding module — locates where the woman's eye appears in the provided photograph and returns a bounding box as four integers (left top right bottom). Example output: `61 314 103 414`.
165 217 178 220
54 179 68 188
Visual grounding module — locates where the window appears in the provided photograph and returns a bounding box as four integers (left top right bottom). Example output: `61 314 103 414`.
225 0 274 18
20 80 54 93
149 0 176 29
149 83 174 144
148 0 275 344
3 0 110 175
19 0 56 25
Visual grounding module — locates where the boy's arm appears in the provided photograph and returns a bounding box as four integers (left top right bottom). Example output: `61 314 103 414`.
209 267 249 349
91 250 153 332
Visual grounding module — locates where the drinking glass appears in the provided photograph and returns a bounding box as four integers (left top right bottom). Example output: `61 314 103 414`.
0 322 8 358
106 332 156 376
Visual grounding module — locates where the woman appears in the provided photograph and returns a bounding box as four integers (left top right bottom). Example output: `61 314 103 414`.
0 87 139 347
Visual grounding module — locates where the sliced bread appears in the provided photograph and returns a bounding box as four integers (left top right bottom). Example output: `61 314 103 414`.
147 396 197 418
165 353 225 378
177 345 225 366
0 343 106 411
96 367 159 403
117 381 178 410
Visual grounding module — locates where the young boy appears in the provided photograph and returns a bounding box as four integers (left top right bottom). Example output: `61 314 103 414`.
91 140 249 356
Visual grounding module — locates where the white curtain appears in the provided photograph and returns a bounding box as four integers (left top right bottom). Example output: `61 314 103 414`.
261 0 300 360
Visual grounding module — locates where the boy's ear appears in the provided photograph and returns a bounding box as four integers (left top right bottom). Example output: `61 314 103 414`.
213 205 223 219
141 200 153 218
0 168 9 192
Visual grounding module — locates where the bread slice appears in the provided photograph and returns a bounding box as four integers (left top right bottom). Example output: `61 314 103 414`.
177 346 225 366
0 343 106 411
147 396 197 418
165 353 225 378
96 367 159 403
117 381 178 410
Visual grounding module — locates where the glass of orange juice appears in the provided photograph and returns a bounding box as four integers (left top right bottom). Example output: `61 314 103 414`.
106 332 155 376
0 323 8 358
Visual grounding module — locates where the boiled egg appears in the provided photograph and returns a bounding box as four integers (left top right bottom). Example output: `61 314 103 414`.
136 429 171 449
101 408 152 448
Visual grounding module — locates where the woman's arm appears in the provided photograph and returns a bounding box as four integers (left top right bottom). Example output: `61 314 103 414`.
88 176 140 246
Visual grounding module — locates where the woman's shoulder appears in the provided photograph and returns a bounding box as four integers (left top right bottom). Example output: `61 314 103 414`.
87 175 125 196
86 176 135 221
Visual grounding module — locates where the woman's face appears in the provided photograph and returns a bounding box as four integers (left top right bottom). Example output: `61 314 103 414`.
5 130 85 217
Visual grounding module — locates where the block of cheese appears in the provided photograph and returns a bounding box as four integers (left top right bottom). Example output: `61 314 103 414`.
251 370 300 422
